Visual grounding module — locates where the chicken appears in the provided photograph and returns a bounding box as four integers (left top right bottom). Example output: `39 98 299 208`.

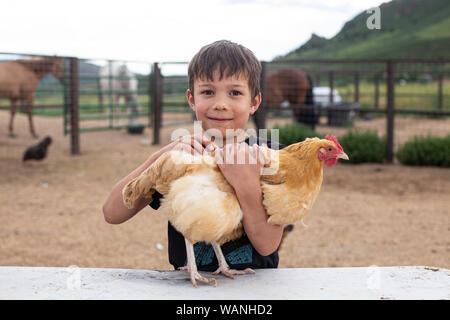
23 136 52 162
122 135 348 287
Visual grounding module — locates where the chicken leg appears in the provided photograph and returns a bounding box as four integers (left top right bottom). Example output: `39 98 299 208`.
211 242 255 279
179 238 217 287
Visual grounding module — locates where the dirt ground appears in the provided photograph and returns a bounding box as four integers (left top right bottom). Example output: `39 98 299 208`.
0 110 449 271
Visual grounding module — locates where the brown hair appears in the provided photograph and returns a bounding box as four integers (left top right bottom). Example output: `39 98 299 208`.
188 40 261 99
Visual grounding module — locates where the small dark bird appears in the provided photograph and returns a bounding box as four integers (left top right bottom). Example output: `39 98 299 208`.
23 136 52 162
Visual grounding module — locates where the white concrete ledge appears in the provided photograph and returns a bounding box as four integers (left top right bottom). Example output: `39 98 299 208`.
0 266 448 300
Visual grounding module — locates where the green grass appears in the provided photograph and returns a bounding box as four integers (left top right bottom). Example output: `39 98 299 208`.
284 0 450 60
12 92 189 119
335 80 450 110
415 16 450 40
1 79 447 116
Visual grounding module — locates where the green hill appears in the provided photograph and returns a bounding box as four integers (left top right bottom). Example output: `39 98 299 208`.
281 0 450 60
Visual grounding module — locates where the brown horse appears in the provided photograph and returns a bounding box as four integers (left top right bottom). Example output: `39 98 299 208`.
0 56 64 138
265 68 317 128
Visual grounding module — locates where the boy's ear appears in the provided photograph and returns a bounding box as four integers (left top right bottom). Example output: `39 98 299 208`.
249 92 262 115
186 89 196 111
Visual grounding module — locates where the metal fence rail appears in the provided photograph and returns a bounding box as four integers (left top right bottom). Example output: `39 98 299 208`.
71 58 153 136
256 58 450 163
1 53 449 158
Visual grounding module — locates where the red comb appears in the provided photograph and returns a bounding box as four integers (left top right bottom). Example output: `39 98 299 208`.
325 135 343 151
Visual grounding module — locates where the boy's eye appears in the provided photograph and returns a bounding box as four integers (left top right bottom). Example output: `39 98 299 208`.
230 90 242 96
201 90 214 95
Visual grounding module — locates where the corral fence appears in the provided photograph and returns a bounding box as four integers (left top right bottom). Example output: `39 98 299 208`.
0 53 66 139
1 53 449 161
153 58 450 163
69 58 158 154
257 58 450 162
0 53 153 154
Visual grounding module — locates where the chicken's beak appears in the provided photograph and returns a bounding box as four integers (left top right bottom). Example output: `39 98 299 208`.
337 152 349 160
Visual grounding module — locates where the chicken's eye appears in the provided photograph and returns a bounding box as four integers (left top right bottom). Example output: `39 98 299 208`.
328 147 332 152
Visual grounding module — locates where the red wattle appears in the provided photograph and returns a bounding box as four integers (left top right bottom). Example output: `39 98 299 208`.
325 158 338 167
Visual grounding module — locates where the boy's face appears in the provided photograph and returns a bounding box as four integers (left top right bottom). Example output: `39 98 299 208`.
187 69 261 141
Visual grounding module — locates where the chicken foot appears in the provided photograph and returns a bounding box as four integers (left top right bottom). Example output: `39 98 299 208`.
211 242 255 279
179 238 217 287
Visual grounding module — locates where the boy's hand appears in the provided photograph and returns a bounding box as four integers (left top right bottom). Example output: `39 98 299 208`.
214 143 265 192
155 134 216 158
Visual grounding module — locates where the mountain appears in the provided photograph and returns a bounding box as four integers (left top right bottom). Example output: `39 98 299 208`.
281 0 450 60
294 33 328 54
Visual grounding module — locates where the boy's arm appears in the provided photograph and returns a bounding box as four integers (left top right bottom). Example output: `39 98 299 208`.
215 143 284 256
103 134 215 224
102 150 163 224
235 182 284 256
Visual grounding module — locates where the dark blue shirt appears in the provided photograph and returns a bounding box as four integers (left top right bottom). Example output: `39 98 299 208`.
149 136 285 271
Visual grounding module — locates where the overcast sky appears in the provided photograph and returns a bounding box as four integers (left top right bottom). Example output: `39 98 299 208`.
1 0 385 64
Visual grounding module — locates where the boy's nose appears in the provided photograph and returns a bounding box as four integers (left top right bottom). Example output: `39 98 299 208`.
213 101 228 110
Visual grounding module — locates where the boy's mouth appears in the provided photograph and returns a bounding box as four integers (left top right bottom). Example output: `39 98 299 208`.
208 117 233 123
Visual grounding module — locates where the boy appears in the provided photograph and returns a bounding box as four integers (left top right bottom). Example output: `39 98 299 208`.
103 40 286 275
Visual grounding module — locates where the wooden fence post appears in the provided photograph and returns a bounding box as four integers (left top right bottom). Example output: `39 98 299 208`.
374 73 380 109
329 71 334 104
69 57 80 155
354 72 360 103
438 73 443 110
108 60 113 129
253 61 267 135
152 62 162 145
386 60 395 163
